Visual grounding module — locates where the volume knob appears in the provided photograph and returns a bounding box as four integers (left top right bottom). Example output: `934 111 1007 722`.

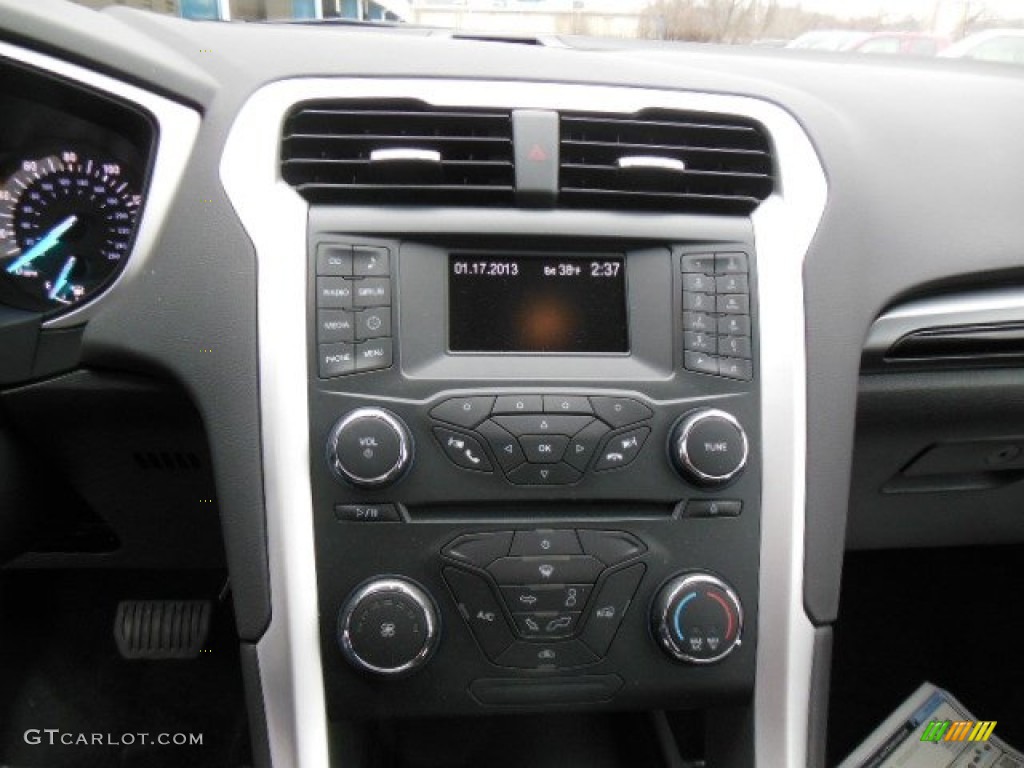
670 408 748 486
326 408 412 488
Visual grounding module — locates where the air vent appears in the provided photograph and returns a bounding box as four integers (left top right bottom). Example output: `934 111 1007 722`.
559 110 775 215
281 100 515 206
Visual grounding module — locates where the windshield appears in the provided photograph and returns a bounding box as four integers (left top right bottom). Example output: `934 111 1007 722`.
78 0 1024 64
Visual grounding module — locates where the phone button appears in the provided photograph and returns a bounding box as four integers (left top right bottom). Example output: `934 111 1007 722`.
433 427 494 472
593 427 650 471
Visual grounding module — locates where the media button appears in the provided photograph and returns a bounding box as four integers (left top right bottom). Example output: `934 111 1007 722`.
520 435 570 464
317 310 355 343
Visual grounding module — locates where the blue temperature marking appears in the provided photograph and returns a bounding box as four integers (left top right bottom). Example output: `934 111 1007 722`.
673 592 697 640
6 215 77 274
48 256 76 300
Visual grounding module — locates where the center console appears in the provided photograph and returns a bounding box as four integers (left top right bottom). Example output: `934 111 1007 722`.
307 223 761 719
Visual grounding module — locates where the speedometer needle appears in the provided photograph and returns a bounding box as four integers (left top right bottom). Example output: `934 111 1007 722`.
6 215 78 274
48 256 77 301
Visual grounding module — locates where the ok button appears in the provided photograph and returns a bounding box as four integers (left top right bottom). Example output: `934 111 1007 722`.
520 435 569 464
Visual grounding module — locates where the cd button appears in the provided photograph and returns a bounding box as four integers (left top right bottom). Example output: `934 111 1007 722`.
510 530 582 557
493 395 543 414
520 435 570 464
316 244 353 276
492 414 592 437
430 397 496 428
593 427 649 471
506 463 582 486
542 395 594 415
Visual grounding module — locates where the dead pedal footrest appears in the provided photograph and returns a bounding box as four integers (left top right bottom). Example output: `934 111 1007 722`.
114 600 211 660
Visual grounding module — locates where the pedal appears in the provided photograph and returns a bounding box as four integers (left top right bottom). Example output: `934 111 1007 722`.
114 600 211 660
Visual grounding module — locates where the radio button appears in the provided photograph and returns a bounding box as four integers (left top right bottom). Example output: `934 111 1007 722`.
318 310 355 343
433 427 493 472
684 331 717 354
317 277 354 309
353 277 391 307
355 339 393 372
353 246 390 276
682 311 715 333
682 291 715 313
317 244 353 276
718 336 752 360
319 343 356 378
510 530 581 557
542 395 593 415
589 397 652 428
580 564 645 656
684 351 720 376
443 567 514 660
430 397 495 428
512 611 581 639
718 315 751 336
501 585 592 613
442 532 513 568
716 294 749 314
715 252 748 274
506 463 582 486
594 427 649 472
681 254 716 274
489 556 604 585
493 395 543 414
495 640 597 669
475 420 526 471
355 308 391 340
565 420 610 471
492 414 592 437
716 274 749 294
520 435 569 464
682 273 716 293
577 530 646 566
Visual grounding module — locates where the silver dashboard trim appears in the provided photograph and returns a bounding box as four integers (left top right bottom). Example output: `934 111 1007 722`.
220 78 826 768
0 41 200 330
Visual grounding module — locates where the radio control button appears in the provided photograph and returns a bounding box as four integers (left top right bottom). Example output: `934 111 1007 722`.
680 254 716 274
594 427 649 472
318 310 355 344
489 556 604 585
442 532 513 568
430 397 495 428
716 274 749 294
581 564 645 656
542 395 593 415
492 414 592 437
501 585 592 613
353 277 391 307
319 343 356 378
506 463 582 486
564 420 609 471
718 336 751 359
317 277 354 309
577 530 646 566
512 611 581 639
718 315 751 336
589 397 652 428
353 246 390 276
443 567 514 660
495 640 597 669
718 358 753 381
684 331 717 354
715 252 748 274
355 308 391 340
355 339 393 372
510 530 581 557
317 244 353 276
682 311 715 333
520 435 569 464
493 395 543 414
682 273 716 293
716 294 749 314
475 420 525 471
671 409 748 485
433 427 493 472
326 409 410 487
684 351 720 376
682 291 715 313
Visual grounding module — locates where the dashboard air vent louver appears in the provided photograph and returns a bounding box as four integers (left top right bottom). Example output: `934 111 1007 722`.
281 100 515 206
559 110 775 215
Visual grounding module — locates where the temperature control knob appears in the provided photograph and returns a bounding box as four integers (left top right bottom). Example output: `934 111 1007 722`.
338 578 439 676
651 572 743 664
326 408 412 488
670 409 748 486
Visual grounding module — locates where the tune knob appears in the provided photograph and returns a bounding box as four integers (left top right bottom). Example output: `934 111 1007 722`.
338 578 439 676
670 409 748 486
326 408 412 488
651 572 743 664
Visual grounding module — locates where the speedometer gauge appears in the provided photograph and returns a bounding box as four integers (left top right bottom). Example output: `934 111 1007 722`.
0 149 141 311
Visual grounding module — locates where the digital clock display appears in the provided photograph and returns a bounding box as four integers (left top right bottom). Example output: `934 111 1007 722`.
448 254 629 353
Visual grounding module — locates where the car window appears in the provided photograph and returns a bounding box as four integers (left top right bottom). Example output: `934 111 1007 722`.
969 36 1024 63
858 36 902 54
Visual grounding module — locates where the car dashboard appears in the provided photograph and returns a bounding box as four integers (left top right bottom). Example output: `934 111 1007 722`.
2 2 1024 767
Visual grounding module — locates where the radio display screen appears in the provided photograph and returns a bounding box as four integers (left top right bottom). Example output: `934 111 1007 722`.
448 254 629 353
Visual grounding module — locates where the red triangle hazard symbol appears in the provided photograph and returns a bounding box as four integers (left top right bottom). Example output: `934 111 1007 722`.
528 144 547 162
